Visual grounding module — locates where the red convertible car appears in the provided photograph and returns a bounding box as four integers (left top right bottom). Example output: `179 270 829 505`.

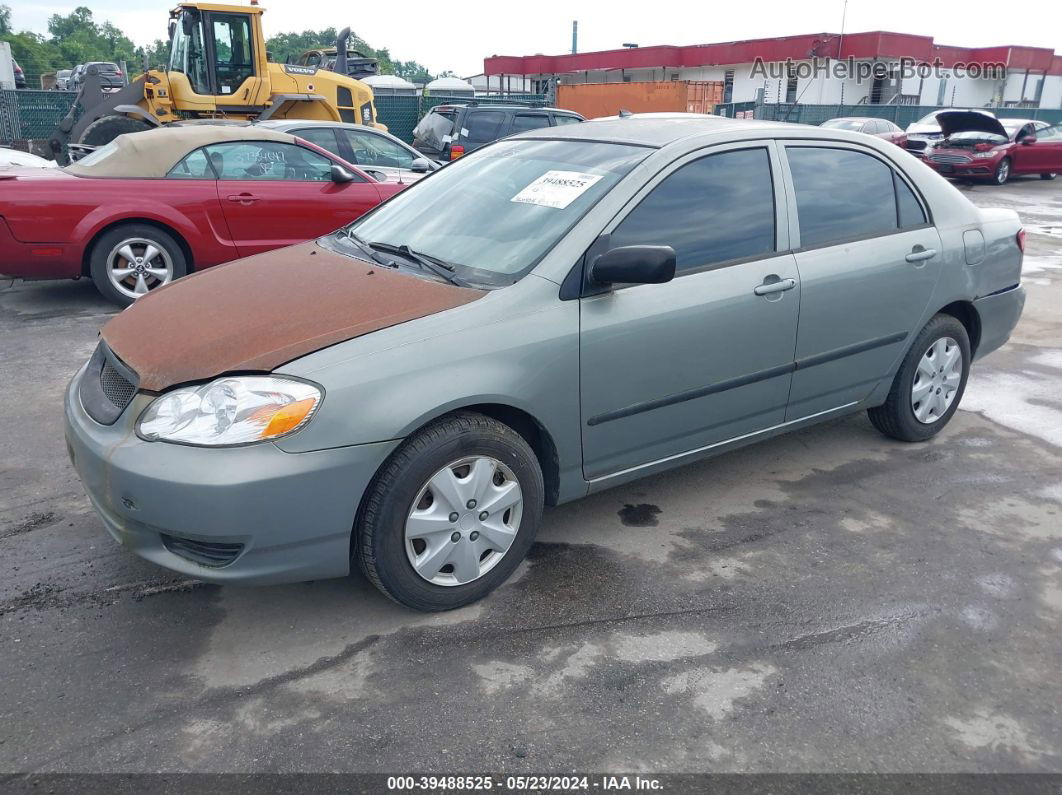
0 126 405 304
924 111 1062 185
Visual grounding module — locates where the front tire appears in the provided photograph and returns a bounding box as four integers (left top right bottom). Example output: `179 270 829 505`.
356 412 544 611
868 314 971 442
1041 173 1057 181
993 157 1011 185
89 223 187 306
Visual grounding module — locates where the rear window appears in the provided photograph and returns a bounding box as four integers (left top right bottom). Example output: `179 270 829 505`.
462 111 507 144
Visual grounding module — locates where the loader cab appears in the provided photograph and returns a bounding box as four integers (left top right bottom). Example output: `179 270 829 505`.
167 4 268 111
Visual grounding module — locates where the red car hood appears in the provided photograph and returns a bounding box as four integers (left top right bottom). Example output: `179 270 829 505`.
101 241 485 391
936 110 1007 138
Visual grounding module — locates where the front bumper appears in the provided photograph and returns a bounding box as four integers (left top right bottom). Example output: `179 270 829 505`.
926 159 996 178
973 285 1026 361
64 366 400 585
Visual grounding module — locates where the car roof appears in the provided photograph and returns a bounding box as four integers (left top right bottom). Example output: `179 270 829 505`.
510 113 793 147
65 125 299 178
433 104 579 114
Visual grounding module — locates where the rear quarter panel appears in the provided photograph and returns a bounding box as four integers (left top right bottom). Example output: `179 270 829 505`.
0 175 239 278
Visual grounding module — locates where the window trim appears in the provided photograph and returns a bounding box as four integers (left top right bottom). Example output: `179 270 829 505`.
778 141 933 253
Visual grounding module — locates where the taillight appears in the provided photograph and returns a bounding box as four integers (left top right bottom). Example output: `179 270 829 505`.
450 144 465 160
1016 228 1026 252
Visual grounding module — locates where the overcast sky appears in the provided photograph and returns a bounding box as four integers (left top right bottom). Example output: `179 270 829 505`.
6 0 1061 77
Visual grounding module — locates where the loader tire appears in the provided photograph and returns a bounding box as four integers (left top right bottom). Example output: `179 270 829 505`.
79 115 153 149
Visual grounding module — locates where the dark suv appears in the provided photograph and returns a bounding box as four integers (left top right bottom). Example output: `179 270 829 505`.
73 62 124 91
412 104 584 162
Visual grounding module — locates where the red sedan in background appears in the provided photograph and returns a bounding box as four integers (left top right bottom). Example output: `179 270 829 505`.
0 126 405 305
820 117 907 148
924 111 1062 185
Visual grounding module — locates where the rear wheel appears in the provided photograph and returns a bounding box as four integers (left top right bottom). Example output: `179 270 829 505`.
356 412 544 611
78 114 153 149
993 157 1011 185
89 223 187 306
1041 173 1057 181
868 314 971 442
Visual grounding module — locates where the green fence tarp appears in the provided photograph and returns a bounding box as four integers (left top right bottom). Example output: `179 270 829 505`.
1 90 549 147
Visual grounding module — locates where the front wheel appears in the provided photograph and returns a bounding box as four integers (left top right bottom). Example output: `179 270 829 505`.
1041 173 1057 181
868 314 971 442
89 223 187 306
993 157 1011 185
356 412 544 611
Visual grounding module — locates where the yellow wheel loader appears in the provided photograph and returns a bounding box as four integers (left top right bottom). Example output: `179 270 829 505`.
50 2 379 164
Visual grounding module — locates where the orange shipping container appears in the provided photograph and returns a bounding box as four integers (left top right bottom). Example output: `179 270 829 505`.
556 81 724 119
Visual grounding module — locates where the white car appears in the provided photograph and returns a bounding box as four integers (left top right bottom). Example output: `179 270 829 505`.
905 109 996 158
0 148 58 168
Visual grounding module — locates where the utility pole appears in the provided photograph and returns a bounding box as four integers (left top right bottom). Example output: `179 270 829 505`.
572 21 578 55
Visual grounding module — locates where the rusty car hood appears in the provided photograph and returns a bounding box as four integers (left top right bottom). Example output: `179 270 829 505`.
101 241 485 391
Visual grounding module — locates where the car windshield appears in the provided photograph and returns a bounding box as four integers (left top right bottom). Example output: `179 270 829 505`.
331 138 650 286
821 119 864 131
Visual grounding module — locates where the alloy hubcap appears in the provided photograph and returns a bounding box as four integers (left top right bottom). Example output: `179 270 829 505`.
911 336 962 424
405 456 523 586
106 237 174 299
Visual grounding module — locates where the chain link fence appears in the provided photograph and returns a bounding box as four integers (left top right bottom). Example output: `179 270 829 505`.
1 90 78 142
714 100 1062 127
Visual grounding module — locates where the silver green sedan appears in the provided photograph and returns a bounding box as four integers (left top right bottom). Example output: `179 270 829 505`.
65 114 1026 611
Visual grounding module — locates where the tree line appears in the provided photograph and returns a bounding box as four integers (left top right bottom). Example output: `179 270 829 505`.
1 5 445 86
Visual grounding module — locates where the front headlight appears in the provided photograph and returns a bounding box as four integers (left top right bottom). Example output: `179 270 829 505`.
137 376 322 446
973 150 1000 159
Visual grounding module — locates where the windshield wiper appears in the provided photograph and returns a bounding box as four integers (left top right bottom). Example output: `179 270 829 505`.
334 229 395 268
367 241 464 286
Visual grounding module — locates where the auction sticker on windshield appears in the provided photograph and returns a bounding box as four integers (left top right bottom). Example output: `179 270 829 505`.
511 171 603 209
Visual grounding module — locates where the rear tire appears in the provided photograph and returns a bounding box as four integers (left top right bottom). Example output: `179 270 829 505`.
356 412 544 611
1041 173 1057 181
89 223 187 307
868 314 971 443
78 115 153 149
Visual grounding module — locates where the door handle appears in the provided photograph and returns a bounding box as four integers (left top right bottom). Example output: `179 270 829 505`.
754 277 796 296
227 193 261 204
905 247 937 263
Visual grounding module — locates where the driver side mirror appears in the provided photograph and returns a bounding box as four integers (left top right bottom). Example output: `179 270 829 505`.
589 245 677 286
1021 136 1037 145
410 158 431 173
330 164 355 183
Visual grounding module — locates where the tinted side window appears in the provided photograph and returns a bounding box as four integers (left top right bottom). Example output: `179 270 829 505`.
787 147 897 248
609 148 776 273
293 127 342 158
895 173 926 228
204 142 337 181
510 114 551 134
553 114 583 125
462 111 507 144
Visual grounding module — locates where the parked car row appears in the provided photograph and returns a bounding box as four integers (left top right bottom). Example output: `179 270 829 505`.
820 110 1061 185
60 113 1026 610
49 62 125 92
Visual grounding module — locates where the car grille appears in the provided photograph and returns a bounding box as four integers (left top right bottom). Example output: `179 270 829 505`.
931 153 972 164
100 358 137 409
79 342 140 425
161 534 245 568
